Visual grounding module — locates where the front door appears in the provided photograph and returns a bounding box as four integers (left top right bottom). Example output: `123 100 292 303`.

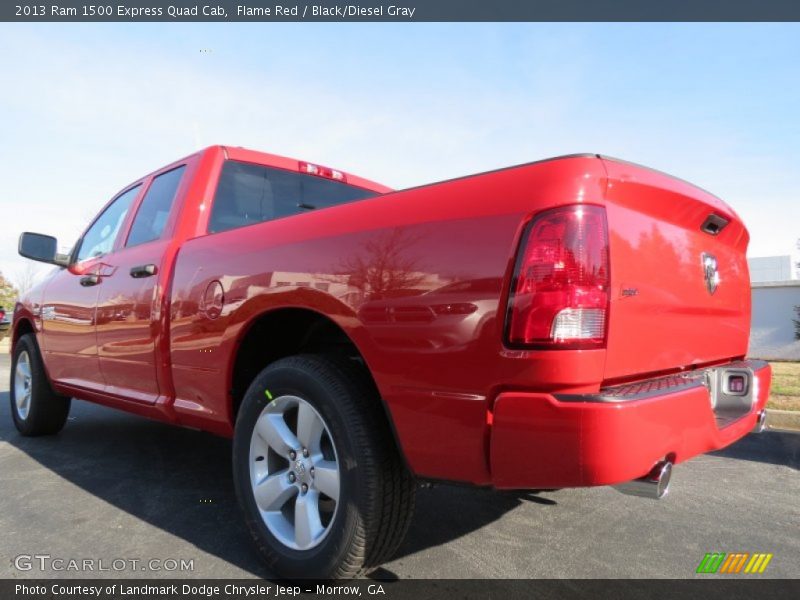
40 264 102 391
40 184 142 391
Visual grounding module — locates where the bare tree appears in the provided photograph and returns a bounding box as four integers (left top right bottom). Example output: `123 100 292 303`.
15 263 41 296
323 228 428 304
794 308 800 341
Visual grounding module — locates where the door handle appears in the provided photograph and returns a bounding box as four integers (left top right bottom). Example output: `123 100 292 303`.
80 274 100 287
130 264 157 278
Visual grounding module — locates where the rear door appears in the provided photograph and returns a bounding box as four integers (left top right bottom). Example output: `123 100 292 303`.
94 165 187 403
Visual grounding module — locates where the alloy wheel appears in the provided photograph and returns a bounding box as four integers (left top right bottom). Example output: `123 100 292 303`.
249 394 340 550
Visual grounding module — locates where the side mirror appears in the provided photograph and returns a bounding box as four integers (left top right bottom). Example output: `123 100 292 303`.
18 232 69 267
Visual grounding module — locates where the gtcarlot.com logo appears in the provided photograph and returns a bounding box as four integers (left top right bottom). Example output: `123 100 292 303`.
13 554 194 573
696 552 773 574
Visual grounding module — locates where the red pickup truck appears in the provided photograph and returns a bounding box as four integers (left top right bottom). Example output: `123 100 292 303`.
10 146 770 579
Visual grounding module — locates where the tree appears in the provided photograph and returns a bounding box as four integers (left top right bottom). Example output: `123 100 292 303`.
794 308 800 341
323 228 428 303
15 263 40 296
0 271 19 310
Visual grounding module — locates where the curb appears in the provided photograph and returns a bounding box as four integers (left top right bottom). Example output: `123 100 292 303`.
767 409 800 432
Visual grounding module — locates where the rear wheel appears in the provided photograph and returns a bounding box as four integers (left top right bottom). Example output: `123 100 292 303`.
233 354 416 579
10 334 71 436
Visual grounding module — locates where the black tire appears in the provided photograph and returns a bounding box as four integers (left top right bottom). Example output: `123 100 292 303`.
10 334 71 436
233 354 416 579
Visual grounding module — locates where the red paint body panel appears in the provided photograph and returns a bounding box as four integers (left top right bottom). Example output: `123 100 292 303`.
38 265 104 390
94 239 166 403
12 147 766 489
600 158 751 382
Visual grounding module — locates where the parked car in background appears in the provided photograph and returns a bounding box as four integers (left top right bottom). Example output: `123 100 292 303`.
0 306 10 341
9 146 771 579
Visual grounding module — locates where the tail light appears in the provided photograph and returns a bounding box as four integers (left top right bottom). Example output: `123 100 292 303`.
505 204 609 349
0 309 5 321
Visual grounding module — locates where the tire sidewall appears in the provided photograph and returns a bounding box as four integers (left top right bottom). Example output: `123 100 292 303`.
233 359 367 578
10 336 36 432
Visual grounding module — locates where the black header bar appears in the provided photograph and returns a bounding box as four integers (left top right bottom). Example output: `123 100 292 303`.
3 579 800 600
4 1 800 22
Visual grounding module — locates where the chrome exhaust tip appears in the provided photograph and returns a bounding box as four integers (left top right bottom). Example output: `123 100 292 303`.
614 460 672 500
753 409 767 433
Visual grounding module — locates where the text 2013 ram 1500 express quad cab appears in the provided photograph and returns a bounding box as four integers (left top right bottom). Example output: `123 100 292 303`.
10 146 770 578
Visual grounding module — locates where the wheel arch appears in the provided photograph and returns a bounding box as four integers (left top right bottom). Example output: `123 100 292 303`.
226 305 411 471
11 315 36 354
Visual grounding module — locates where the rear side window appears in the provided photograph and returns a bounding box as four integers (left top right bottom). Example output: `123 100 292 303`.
126 166 186 247
208 160 377 234
76 185 140 262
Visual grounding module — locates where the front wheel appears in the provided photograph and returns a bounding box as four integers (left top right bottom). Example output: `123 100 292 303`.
10 334 71 436
233 354 416 579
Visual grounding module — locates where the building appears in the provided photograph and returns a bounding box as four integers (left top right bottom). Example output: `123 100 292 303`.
749 255 797 284
748 255 800 360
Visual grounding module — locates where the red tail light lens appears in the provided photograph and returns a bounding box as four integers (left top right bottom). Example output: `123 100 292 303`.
0 310 5 321
505 205 609 349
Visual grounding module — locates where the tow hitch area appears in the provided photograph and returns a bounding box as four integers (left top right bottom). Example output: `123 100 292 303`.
706 363 759 428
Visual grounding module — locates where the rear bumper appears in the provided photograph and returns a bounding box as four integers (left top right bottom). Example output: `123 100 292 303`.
489 360 771 489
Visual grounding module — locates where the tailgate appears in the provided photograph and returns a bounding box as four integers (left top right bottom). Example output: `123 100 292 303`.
601 157 751 381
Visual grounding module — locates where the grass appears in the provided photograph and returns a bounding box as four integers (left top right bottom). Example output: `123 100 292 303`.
768 362 800 411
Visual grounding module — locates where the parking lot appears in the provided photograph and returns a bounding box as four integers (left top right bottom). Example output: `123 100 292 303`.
0 352 798 579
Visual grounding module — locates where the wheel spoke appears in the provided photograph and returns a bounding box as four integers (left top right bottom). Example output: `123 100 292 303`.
296 401 324 451
254 470 297 512
14 352 32 419
16 360 30 380
313 460 339 501
256 413 299 456
294 490 323 549
250 431 270 459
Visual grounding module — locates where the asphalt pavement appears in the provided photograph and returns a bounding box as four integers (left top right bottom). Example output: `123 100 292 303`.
0 352 798 579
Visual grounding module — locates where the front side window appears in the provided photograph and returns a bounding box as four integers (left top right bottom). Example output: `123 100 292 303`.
76 185 140 262
208 161 378 234
126 166 186 247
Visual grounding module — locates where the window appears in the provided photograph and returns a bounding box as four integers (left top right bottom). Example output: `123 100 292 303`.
126 166 186 247
76 185 140 262
429 278 502 295
208 160 378 234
